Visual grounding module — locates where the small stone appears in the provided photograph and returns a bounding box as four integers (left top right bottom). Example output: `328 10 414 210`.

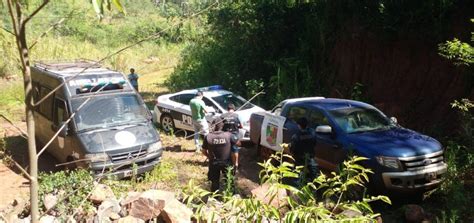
120 191 142 206
39 215 56 223
251 183 287 208
405 204 425 223
97 198 121 222
118 216 145 223
43 194 58 211
109 212 121 220
89 184 116 204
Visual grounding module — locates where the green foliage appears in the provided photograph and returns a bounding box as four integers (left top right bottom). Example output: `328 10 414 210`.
431 99 474 219
350 82 370 103
0 81 25 121
38 169 95 219
439 19 474 66
103 159 179 197
183 148 390 222
166 0 461 108
439 38 474 66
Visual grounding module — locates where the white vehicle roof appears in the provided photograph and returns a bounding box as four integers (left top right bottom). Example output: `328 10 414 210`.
158 89 234 100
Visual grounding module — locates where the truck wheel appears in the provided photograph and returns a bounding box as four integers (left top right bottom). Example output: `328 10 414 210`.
64 156 77 171
160 114 175 133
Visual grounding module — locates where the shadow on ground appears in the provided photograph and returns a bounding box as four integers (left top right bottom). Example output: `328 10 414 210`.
3 135 61 175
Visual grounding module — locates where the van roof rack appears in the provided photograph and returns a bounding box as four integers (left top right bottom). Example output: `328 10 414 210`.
34 59 102 71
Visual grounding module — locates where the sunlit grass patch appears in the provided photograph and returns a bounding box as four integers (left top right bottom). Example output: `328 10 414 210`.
0 80 24 122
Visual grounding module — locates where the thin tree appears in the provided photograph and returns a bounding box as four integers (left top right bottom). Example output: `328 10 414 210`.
3 0 123 221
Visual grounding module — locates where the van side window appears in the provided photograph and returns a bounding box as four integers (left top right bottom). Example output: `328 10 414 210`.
287 106 307 122
309 110 330 127
54 98 67 126
39 86 54 120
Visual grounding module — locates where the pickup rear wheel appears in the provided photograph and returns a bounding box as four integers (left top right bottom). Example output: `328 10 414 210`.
160 114 175 133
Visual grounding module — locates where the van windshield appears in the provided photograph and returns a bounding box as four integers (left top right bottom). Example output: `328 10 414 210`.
71 94 148 132
329 107 393 134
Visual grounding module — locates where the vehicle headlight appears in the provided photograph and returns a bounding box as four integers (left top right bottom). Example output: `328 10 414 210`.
147 141 162 153
85 153 109 163
375 156 401 170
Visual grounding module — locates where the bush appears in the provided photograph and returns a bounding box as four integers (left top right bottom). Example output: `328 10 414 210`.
39 169 95 220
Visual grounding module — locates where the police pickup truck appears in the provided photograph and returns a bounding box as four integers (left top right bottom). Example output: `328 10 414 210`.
249 97 447 193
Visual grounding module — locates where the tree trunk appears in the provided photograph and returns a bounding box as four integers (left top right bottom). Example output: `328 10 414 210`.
17 23 39 223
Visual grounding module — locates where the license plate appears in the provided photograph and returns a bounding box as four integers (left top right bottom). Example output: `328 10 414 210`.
425 172 437 181
123 170 133 177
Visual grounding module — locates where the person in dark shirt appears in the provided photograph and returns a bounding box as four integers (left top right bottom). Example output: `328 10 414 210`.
290 117 318 185
221 103 242 169
202 117 240 192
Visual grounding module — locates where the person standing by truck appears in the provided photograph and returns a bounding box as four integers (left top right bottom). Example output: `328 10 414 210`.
190 90 209 152
202 118 240 192
221 103 242 170
127 68 139 92
290 117 318 186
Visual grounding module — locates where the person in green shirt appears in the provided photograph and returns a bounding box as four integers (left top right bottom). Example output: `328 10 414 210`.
190 91 209 151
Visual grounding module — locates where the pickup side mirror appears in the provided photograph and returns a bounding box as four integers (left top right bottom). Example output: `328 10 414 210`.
390 117 398 124
316 125 332 134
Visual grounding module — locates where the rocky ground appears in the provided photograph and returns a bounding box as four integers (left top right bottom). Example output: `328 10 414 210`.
0 119 262 222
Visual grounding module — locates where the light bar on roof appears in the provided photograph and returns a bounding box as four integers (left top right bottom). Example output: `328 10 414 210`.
197 85 224 91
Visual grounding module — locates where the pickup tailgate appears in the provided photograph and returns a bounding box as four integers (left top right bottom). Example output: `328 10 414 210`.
249 112 265 145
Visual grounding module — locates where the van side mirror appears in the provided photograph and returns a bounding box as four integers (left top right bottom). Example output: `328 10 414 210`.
390 117 398 124
316 125 332 134
58 122 69 137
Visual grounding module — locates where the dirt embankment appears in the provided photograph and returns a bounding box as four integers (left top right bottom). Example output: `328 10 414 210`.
327 18 473 135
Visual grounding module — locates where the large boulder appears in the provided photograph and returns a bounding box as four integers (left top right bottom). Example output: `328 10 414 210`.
161 199 193 223
128 190 174 221
97 198 121 222
89 184 116 204
251 183 288 208
120 191 142 207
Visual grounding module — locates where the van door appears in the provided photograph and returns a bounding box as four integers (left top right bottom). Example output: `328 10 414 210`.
52 98 70 161
34 85 58 157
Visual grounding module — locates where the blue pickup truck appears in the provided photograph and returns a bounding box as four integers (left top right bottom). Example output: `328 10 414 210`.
249 97 447 193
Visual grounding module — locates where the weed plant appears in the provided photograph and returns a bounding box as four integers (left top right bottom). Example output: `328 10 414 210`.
38 169 95 220
183 147 390 222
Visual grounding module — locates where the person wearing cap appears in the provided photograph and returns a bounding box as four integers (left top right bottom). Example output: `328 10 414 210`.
189 90 209 151
221 103 242 170
289 117 318 186
202 118 241 192
127 68 139 92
